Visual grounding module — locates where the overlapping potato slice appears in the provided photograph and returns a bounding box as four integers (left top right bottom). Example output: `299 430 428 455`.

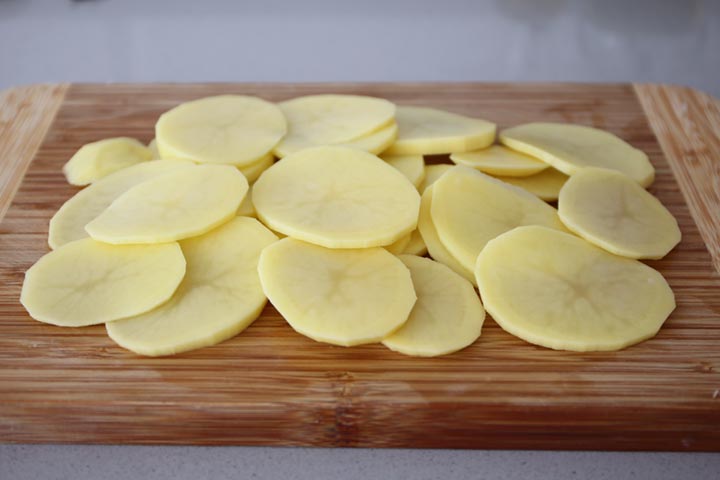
238 153 274 183
475 226 675 351
450 145 549 177
148 138 160 159
49 159 194 249
382 154 425 189
237 185 256 217
253 146 420 248
384 233 412 254
500 123 655 187
63 137 153 186
558 168 680 259
496 168 568 201
21 239 186 327
403 229 427 256
86 165 247 244
258 238 416 346
431 166 566 273
420 164 453 192
417 185 474 283
383 106 496 155
156 95 287 167
106 217 277 356
276 121 398 158
382 255 485 357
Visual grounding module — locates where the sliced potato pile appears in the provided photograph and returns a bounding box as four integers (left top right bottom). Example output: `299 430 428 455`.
475 226 675 351
22 92 680 356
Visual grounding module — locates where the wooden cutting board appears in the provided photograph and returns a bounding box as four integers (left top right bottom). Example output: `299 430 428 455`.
1 83 719 451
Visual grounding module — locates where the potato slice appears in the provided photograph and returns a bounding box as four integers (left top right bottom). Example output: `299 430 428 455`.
49 160 194 249
238 153 274 183
420 164 453 192
21 239 185 327
276 121 398 158
403 229 427 256
253 146 420 248
86 165 247 244
382 154 425 189
558 168 681 259
274 94 395 155
259 238 416 346
496 168 568 201
450 145 549 177
417 185 475 283
383 255 485 357
148 138 160 159
383 106 496 155
106 217 277 356
156 95 287 167
237 185 256 217
500 123 655 187
63 137 153 186
475 226 675 351
385 233 412 254
432 166 566 273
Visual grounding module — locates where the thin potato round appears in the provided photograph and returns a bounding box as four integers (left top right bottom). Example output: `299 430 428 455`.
238 153 274 183
147 138 160 159
450 145 549 177
86 165 247 244
432 166 566 273
236 185 256 217
384 233 412 254
403 229 427 256
496 168 568 201
21 239 186 327
156 95 287 167
258 238 416 346
500 122 654 187
383 106 496 155
276 121 398 158
383 255 485 357
253 146 420 248
420 164 453 192
382 154 425 188
49 159 194 249
63 137 153 186
475 226 675 351
558 168 680 259
107 217 277 356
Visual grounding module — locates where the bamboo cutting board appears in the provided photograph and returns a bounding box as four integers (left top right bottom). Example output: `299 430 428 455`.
0 83 719 451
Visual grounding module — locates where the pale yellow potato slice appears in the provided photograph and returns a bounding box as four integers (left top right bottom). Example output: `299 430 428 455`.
86 165 248 244
432 166 567 273
420 164 453 192
276 121 399 158
382 154 425 189
148 138 160 159
417 185 475 283
384 233 412 254
383 255 485 357
496 168 569 201
106 217 277 356
475 226 675 351
155 95 287 167
49 160 194 249
450 145 549 177
403 229 427 256
253 146 420 248
558 168 681 259
238 153 274 183
383 106 496 156
258 238 416 346
63 137 153 186
237 185 256 217
274 94 395 155
500 123 655 187
21 239 185 327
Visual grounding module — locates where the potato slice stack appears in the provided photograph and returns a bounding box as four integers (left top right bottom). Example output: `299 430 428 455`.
21 94 680 357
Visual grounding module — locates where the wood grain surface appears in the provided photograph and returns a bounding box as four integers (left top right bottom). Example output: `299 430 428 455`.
0 83 719 451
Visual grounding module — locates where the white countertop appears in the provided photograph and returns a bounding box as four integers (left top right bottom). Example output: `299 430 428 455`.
1 1 719 478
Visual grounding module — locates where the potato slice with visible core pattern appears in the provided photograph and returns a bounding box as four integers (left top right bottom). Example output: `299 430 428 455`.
500 122 654 187
450 145 549 177
21 239 185 327
258 238 416 347
253 146 420 248
558 168 680 259
86 165 247 244
383 255 485 357
106 217 277 356
63 137 153 186
475 226 675 351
